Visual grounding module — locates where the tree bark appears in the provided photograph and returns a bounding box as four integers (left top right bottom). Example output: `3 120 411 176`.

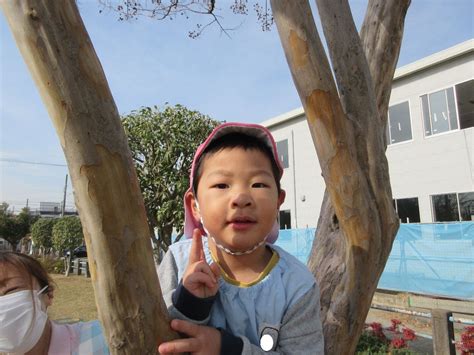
360 0 411 136
1 1 178 353
271 0 409 353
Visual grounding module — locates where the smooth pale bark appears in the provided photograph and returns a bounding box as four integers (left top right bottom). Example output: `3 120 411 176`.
1 1 178 353
271 0 409 353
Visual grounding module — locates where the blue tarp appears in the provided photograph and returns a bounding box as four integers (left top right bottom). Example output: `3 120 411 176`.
275 223 474 300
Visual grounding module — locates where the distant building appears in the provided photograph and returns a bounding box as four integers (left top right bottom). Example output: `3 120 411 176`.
262 40 474 228
38 201 78 218
39 202 62 216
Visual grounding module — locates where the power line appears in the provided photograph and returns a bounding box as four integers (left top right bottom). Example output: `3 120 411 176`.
0 158 66 167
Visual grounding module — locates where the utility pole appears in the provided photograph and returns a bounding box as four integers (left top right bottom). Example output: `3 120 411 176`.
61 174 68 217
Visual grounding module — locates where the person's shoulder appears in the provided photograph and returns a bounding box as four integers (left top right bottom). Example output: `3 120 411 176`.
168 238 193 253
270 245 316 305
168 237 211 263
167 238 194 260
75 320 110 354
272 245 315 281
49 321 81 354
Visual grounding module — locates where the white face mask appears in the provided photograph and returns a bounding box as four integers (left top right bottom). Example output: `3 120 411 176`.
0 285 48 354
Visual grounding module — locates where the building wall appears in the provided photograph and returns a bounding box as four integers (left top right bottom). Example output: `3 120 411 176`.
387 52 474 222
263 42 474 227
269 116 325 228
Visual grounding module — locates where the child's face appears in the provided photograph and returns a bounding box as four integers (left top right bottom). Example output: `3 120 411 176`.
190 147 285 252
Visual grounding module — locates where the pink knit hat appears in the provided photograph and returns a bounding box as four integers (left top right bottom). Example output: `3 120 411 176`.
183 122 283 243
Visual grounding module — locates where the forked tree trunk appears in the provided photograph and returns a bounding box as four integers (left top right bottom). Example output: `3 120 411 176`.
0 1 178 353
271 0 410 353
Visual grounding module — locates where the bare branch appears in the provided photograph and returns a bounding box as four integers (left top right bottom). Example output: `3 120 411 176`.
98 0 274 37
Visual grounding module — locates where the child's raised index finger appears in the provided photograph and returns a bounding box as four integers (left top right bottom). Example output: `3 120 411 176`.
189 228 205 264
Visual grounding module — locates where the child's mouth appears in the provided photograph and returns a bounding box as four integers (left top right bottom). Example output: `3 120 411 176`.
228 217 256 230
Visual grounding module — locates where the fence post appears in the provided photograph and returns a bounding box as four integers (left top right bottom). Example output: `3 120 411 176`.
432 308 455 355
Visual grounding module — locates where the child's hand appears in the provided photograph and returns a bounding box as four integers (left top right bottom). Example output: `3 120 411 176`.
183 229 220 298
158 319 221 355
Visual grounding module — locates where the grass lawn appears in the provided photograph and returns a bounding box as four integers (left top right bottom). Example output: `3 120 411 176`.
48 274 98 322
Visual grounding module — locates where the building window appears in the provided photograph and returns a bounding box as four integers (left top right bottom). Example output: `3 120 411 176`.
276 139 289 168
386 101 412 145
459 192 474 221
432 192 474 222
421 79 474 137
394 197 420 223
279 210 291 229
455 79 474 130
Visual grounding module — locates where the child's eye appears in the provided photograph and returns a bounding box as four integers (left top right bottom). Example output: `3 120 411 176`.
213 183 229 189
252 182 268 188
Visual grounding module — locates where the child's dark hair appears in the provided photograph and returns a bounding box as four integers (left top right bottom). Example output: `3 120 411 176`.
192 132 281 195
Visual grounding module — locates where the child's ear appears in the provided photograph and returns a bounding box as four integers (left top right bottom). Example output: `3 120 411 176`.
185 190 201 220
278 189 286 208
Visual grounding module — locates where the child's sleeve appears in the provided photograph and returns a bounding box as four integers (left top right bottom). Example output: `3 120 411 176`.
157 249 216 325
223 283 324 354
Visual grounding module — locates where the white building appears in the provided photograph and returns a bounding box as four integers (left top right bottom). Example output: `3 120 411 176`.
263 40 474 228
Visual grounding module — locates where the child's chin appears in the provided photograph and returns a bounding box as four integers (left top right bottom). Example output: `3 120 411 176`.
228 238 265 250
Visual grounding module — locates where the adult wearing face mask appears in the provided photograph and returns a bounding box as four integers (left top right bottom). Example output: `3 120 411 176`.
0 251 109 354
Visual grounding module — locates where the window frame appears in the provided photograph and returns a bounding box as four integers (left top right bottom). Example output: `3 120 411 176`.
386 99 414 146
279 209 292 229
458 191 474 221
393 196 420 223
420 81 468 138
453 78 474 130
430 191 474 222
276 139 289 169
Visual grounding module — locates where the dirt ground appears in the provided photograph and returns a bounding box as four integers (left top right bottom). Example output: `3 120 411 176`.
48 274 98 322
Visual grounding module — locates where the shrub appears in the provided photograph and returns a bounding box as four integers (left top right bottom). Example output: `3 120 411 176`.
356 319 418 354
52 216 84 253
31 218 56 249
38 255 64 274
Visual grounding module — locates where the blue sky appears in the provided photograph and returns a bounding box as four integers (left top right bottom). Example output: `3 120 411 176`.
1 0 473 212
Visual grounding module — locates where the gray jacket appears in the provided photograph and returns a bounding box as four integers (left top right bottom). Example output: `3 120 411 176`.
158 238 324 354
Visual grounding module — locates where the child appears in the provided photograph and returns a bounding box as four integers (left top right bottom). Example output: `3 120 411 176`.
158 123 324 354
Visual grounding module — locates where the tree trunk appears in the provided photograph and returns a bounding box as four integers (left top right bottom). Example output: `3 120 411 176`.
0 1 178 353
271 0 409 353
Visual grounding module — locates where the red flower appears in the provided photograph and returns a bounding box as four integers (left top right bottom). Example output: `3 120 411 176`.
402 327 416 341
368 322 387 341
388 318 402 332
456 326 474 354
391 337 407 349
369 322 383 333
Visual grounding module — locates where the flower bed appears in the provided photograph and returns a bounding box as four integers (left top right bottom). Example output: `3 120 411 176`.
356 319 418 354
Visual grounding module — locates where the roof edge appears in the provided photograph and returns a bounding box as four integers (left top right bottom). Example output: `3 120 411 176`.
394 39 473 80
261 107 305 128
261 39 474 127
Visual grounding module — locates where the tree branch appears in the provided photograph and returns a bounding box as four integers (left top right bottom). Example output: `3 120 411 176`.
360 0 411 140
0 1 178 352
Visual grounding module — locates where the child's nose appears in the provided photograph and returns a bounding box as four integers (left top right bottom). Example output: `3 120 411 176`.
231 192 252 208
